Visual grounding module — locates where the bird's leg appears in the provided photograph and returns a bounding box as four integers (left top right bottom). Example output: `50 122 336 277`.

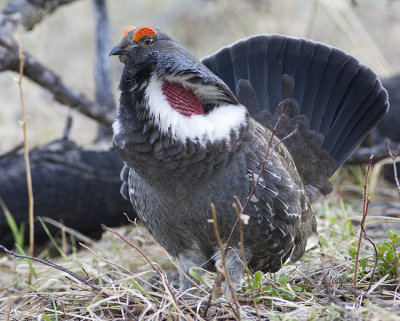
178 270 199 292
176 251 208 292
214 247 251 297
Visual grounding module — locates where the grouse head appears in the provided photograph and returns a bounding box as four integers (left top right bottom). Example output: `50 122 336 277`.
110 26 248 159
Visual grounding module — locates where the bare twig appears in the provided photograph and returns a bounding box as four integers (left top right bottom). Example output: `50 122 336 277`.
385 141 400 193
17 42 34 283
359 208 379 294
211 259 225 300
202 278 215 317
0 244 101 292
204 204 240 321
354 155 374 288
233 202 261 321
233 196 244 213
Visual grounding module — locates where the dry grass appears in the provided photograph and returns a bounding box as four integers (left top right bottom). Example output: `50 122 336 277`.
1 169 399 320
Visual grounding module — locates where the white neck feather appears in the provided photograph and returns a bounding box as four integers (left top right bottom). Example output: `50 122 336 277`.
144 75 248 144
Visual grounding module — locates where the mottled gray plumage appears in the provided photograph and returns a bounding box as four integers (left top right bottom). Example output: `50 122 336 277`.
110 27 388 290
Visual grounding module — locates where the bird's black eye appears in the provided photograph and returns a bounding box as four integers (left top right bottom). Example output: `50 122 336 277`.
141 36 154 47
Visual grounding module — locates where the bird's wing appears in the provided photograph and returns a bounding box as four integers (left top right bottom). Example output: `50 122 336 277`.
242 120 315 271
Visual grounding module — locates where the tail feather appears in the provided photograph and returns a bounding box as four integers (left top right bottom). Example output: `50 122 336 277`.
202 34 389 174
299 44 332 124
230 40 249 83
330 87 388 164
324 71 386 166
288 38 318 116
307 48 353 134
247 39 269 109
264 36 286 111
212 46 236 96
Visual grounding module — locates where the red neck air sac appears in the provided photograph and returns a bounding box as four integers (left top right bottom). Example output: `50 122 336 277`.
162 82 205 117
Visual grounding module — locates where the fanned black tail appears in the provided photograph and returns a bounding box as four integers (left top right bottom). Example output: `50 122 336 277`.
202 34 389 178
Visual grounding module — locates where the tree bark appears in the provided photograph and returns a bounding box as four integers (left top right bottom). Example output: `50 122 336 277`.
0 140 135 248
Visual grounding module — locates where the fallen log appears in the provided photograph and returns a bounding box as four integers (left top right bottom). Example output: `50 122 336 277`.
0 139 135 248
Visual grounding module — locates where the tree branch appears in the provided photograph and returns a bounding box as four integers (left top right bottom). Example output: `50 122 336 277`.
0 0 114 126
92 0 115 136
0 0 76 48
10 50 114 125
92 0 115 112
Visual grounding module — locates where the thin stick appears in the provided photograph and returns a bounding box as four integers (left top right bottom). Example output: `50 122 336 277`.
0 244 101 292
385 141 400 193
203 204 240 321
233 202 261 321
17 42 34 283
359 199 378 293
354 155 374 288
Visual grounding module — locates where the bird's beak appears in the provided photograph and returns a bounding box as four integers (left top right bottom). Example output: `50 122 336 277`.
109 46 127 56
